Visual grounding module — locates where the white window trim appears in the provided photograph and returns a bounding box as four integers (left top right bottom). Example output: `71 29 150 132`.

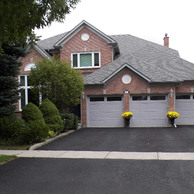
19 75 31 111
71 52 101 69
18 75 42 111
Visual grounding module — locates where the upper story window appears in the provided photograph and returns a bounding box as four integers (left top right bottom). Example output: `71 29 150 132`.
72 52 100 69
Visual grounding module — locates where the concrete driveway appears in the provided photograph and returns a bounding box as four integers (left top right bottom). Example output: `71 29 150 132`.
38 126 194 152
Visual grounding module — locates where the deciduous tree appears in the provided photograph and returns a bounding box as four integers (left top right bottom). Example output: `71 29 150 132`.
29 58 84 111
0 0 80 48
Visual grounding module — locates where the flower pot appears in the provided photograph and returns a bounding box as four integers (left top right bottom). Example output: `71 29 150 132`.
170 118 177 128
125 118 130 128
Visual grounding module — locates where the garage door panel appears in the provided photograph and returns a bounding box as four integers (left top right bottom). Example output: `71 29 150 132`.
131 118 167 127
130 95 168 127
175 95 194 125
87 96 123 127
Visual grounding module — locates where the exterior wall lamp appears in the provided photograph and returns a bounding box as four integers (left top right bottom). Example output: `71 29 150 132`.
170 88 173 98
82 91 85 99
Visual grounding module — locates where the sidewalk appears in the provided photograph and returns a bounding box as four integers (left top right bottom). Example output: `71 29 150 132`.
1 150 194 160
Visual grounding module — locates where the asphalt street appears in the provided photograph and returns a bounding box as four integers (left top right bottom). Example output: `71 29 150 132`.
1 158 194 194
1 126 194 194
38 126 194 152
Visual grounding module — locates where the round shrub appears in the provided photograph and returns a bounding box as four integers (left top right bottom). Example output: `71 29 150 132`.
22 102 43 122
10 118 31 145
39 99 63 133
22 103 49 143
0 114 31 145
39 98 59 117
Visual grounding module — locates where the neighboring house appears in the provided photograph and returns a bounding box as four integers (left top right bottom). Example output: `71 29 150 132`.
17 20 194 127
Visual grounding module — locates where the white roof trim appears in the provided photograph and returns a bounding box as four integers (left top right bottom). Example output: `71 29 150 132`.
54 20 117 47
101 63 151 84
33 45 51 60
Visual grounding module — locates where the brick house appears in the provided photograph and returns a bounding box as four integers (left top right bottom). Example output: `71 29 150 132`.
18 20 194 127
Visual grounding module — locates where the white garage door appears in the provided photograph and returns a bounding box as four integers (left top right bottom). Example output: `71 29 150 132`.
130 95 169 127
175 94 194 125
87 96 124 127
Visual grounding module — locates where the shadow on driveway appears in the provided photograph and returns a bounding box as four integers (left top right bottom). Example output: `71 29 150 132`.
37 126 194 152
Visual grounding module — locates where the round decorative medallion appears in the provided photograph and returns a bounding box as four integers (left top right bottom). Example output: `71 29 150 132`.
81 33 89 41
122 75 132 84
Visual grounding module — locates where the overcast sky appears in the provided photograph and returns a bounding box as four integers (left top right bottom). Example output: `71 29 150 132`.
35 0 194 63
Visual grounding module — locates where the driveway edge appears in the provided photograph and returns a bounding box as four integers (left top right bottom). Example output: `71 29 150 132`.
29 130 76 150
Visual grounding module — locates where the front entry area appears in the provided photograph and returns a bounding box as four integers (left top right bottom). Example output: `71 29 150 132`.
87 96 124 127
130 95 169 127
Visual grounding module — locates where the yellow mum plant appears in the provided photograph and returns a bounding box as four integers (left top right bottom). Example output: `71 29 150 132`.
166 111 180 119
121 112 133 119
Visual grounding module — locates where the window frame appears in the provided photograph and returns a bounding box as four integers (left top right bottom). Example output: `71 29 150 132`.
71 52 101 69
18 75 42 111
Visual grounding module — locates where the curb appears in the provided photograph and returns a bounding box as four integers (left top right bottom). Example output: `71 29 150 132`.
29 130 75 150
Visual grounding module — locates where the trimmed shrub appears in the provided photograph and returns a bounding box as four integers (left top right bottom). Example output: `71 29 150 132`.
22 103 49 143
39 98 63 133
72 115 78 130
0 114 31 145
60 112 78 130
22 103 43 122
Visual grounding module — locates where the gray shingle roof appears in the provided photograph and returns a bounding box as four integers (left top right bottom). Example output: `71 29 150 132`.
84 49 181 85
110 34 179 58
36 27 194 84
37 32 69 50
131 44 194 82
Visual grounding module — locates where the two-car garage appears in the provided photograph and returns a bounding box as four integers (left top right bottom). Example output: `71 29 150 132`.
87 94 169 127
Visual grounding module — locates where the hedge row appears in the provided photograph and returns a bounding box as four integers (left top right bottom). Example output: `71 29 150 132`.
0 99 79 145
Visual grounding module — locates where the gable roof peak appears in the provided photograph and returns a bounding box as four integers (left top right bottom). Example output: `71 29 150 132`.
54 20 118 48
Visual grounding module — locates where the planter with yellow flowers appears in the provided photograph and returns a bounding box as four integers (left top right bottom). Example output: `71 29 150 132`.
121 112 133 127
166 111 180 128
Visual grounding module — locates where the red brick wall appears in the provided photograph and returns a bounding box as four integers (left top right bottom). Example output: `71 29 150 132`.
81 68 185 126
60 26 113 74
15 46 44 112
20 47 44 75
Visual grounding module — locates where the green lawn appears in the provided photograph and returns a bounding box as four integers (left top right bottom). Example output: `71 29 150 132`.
0 155 17 165
0 145 30 150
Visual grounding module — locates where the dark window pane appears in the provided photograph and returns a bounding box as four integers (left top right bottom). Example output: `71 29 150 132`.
94 53 99 66
20 76 25 86
132 96 147 101
28 89 39 106
90 97 104 102
73 54 78 67
20 89 25 109
150 96 165 100
176 95 190 100
80 54 92 67
27 76 30 86
107 97 122 101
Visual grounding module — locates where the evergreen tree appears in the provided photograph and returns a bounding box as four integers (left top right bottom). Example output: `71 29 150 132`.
0 43 27 117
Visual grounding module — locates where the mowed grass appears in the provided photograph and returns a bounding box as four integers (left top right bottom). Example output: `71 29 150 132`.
0 155 17 165
0 145 30 150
